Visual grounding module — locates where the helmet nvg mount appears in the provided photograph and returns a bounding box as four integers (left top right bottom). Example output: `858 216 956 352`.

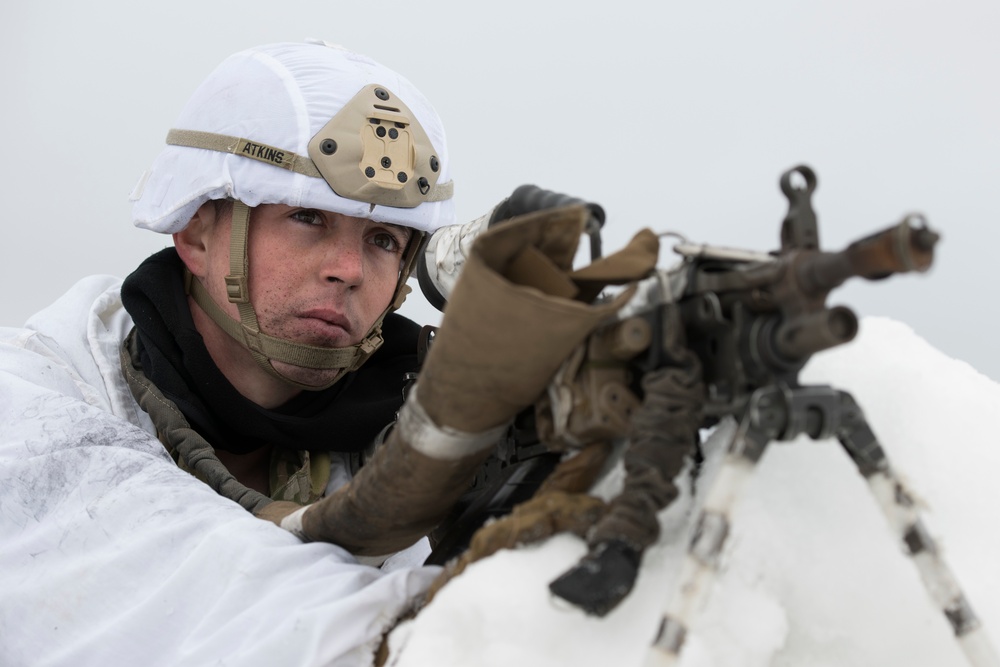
129 41 455 390
307 83 449 208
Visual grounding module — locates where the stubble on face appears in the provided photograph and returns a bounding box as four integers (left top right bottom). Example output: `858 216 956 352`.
240 205 409 389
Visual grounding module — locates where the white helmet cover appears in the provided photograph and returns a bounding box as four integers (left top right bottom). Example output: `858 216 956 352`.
130 41 455 234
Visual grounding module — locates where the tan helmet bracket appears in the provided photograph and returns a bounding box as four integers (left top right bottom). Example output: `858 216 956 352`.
307 84 446 208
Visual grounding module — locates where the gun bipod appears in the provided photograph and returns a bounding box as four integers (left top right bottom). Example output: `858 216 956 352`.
645 384 1000 667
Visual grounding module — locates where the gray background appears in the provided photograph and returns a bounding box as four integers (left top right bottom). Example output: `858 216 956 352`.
3 0 998 380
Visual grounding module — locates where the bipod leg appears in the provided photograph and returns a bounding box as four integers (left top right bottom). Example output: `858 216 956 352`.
836 390 999 667
645 398 776 666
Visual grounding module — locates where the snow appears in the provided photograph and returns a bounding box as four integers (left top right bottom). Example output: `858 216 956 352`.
387 316 1000 667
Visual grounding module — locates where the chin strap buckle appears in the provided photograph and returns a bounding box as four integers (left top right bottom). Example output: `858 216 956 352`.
225 275 250 303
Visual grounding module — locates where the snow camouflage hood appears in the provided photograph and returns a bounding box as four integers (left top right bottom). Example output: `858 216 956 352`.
120 248 421 455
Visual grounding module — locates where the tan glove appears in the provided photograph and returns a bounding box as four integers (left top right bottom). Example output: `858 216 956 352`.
260 206 658 557
416 204 656 433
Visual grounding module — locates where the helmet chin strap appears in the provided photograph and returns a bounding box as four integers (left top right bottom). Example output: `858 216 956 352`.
185 200 417 391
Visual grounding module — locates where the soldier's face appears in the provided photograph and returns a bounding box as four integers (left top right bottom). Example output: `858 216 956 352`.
202 203 411 387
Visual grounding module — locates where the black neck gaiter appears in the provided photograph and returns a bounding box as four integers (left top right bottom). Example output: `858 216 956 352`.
120 248 421 455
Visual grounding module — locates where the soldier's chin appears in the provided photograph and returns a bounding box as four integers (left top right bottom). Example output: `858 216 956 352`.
270 360 344 390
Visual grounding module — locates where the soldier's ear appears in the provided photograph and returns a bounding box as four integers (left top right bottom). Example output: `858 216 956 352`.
173 201 221 278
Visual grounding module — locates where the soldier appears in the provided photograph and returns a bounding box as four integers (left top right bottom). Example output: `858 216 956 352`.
0 40 629 665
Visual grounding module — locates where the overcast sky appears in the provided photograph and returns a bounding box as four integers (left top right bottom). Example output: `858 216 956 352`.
3 0 998 382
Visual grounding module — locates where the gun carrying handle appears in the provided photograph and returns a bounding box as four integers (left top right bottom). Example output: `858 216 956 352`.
796 214 940 297
846 214 939 277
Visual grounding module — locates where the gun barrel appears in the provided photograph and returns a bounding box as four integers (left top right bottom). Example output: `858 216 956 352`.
770 306 859 362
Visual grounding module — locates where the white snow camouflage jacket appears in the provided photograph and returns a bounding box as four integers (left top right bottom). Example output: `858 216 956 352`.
0 275 437 667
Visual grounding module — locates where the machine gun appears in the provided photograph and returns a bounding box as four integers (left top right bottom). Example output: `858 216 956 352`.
419 166 997 667
535 164 935 444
